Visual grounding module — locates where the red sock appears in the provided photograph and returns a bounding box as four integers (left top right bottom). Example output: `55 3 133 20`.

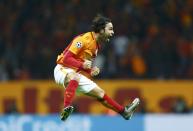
103 94 124 113
64 80 79 107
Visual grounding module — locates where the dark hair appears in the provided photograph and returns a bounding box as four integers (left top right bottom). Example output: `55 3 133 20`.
91 14 111 33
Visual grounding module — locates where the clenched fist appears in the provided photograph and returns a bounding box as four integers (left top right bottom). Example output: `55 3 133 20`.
91 66 100 76
83 60 92 69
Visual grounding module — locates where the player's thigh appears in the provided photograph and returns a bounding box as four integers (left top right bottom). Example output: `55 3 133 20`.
77 74 100 95
54 64 78 87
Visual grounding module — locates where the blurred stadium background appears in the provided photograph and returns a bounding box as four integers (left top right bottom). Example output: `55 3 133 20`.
0 0 193 131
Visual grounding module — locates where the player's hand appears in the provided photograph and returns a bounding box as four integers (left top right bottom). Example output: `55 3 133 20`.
82 60 92 69
91 66 100 76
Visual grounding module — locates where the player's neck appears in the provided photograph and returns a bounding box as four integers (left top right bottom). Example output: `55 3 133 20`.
93 32 102 44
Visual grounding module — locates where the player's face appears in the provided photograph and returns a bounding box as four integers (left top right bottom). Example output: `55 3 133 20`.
100 22 114 42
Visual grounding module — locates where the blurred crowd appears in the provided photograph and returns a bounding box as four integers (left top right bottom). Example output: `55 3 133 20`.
0 0 193 81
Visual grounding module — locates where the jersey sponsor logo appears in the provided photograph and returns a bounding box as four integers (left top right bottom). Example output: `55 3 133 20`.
76 42 82 48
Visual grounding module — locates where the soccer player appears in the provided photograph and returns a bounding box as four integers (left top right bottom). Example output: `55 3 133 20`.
54 14 140 121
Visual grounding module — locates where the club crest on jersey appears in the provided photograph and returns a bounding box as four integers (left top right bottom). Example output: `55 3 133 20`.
76 42 82 48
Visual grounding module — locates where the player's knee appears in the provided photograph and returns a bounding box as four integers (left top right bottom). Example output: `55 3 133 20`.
96 89 105 100
66 72 80 82
72 73 80 81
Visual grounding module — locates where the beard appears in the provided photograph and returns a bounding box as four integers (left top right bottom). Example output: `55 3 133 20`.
105 35 112 43
99 34 111 43
106 38 110 42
